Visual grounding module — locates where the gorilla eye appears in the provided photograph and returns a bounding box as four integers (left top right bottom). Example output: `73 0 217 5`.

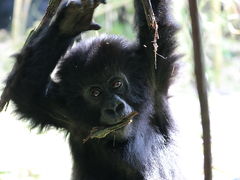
90 88 102 97
112 80 122 89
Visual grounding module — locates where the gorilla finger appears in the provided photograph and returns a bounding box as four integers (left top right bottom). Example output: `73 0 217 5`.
100 0 106 4
66 0 82 6
93 0 106 5
88 22 101 30
85 0 94 6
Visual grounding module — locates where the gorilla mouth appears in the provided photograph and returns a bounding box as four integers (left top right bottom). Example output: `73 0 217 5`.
83 111 138 143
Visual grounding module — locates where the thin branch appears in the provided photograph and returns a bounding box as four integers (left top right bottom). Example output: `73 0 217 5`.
188 0 212 180
141 0 159 69
25 0 63 45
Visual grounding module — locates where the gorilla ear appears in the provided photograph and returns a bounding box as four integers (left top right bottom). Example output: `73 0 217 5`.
45 63 62 96
45 77 62 97
45 80 56 97
50 64 62 83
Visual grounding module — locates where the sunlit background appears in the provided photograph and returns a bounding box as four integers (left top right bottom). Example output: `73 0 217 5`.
0 0 240 179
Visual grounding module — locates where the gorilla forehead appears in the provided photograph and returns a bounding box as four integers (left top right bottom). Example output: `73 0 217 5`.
61 35 136 84
79 34 133 66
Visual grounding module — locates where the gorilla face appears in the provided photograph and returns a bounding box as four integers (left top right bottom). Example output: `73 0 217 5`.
54 38 146 140
58 72 136 140
83 74 134 139
84 75 133 125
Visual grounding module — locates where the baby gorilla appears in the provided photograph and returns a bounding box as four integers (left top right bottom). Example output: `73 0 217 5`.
2 0 183 179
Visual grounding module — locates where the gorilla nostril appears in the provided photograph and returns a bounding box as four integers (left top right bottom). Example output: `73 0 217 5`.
105 109 115 116
116 103 124 114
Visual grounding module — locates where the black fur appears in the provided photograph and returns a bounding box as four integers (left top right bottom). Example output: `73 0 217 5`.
4 0 182 179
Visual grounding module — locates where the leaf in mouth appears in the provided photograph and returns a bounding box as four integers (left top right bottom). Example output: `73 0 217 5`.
83 112 138 143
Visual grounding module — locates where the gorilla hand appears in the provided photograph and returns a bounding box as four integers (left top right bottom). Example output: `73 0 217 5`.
52 0 105 36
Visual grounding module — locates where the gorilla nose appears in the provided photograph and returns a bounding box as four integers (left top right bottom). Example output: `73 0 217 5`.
101 96 132 125
104 102 125 118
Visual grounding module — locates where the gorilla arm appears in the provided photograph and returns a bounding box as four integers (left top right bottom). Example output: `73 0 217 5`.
134 0 178 93
1 1 103 129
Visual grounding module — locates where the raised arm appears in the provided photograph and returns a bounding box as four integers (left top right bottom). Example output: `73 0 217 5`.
4 0 102 129
134 0 178 93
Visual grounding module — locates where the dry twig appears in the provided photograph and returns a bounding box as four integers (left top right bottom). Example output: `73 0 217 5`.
141 0 159 69
83 112 138 143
